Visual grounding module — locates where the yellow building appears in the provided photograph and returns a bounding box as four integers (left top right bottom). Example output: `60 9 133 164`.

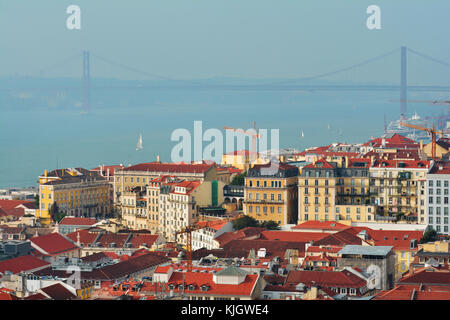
244 162 298 225
221 150 267 171
298 158 376 224
76 282 95 300
422 139 450 160
113 162 218 204
38 168 111 225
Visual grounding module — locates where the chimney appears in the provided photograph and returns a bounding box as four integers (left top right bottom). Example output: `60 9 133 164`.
157 155 161 163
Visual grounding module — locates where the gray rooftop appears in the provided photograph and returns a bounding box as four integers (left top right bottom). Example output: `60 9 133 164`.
338 245 393 257
215 265 249 277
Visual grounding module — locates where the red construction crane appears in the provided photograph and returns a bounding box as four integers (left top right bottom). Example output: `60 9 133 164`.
400 122 444 160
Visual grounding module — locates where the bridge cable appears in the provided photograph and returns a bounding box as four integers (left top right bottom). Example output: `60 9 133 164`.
32 52 82 77
264 47 400 86
407 48 450 69
90 53 203 86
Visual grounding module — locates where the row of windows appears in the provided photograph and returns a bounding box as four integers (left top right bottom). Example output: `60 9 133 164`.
248 193 283 201
428 217 449 225
428 207 449 215
428 197 449 204
429 180 450 187
248 180 283 188
428 188 449 195
248 206 283 214
303 214 370 222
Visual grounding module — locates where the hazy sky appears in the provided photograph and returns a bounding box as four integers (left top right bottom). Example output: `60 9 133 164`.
1 1 450 83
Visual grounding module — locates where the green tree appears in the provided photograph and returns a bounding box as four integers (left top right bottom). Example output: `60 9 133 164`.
230 171 247 186
50 203 66 223
232 215 259 230
34 194 40 208
260 220 280 230
420 226 437 244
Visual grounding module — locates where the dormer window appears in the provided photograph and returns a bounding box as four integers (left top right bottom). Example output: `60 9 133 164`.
200 285 209 292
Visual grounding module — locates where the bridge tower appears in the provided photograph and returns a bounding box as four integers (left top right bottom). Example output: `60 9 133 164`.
400 46 407 120
82 50 90 114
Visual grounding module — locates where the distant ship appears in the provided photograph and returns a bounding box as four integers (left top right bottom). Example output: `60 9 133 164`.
385 112 430 142
136 134 143 151
301 131 304 138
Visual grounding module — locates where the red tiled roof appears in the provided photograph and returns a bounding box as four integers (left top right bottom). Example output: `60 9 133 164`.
222 239 306 259
372 159 430 169
374 284 450 300
0 255 50 274
312 229 363 246
0 200 34 210
292 221 349 231
0 288 18 300
145 268 259 297
364 134 418 147
306 246 342 254
261 231 326 242
214 227 265 246
362 229 423 251
347 158 371 168
122 162 214 174
23 293 49 300
430 162 450 175
196 220 229 231
40 283 77 300
128 234 159 248
304 158 335 169
59 217 97 226
286 270 366 288
0 225 25 234
30 233 79 256
170 180 202 195
0 207 25 218
66 229 99 246
398 267 450 285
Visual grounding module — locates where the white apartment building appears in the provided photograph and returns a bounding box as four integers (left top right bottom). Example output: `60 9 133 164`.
191 221 234 251
425 162 450 235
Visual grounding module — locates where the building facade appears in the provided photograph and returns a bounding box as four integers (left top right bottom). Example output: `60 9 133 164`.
38 168 111 224
244 163 298 225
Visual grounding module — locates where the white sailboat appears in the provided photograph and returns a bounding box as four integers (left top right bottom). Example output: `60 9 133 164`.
136 134 143 151
301 131 305 138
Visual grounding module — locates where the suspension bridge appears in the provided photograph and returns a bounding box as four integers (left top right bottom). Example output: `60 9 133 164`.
2 46 450 117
